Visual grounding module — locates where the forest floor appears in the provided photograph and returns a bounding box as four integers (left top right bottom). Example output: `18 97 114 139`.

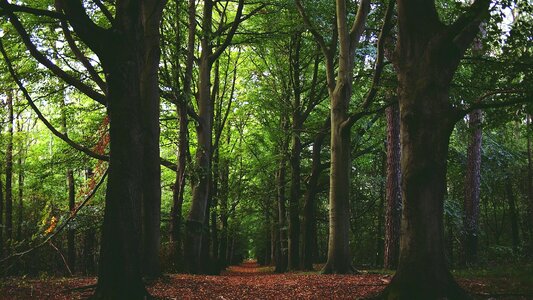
1 260 532 299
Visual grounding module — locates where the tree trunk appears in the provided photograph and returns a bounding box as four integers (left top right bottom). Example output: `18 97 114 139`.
276 125 289 273
16 113 24 241
5 89 14 247
67 169 76 272
505 178 520 251
0 133 3 258
170 0 194 270
384 102 401 269
139 2 164 278
463 108 482 266
170 99 188 269
322 88 353 274
288 33 302 271
379 0 488 296
185 41 212 275
527 114 533 249
61 96 76 273
218 153 230 268
301 120 327 270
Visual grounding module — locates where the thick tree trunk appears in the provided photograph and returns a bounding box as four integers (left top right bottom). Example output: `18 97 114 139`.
463 108 482 266
185 53 212 274
384 102 401 269
185 0 214 273
322 88 353 274
302 121 327 270
383 92 467 298
379 0 488 296
93 53 147 299
139 2 164 278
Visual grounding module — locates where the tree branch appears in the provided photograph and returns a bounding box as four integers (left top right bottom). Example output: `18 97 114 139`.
0 38 109 161
295 0 331 60
210 0 247 62
5 10 107 105
0 2 65 19
454 89 527 118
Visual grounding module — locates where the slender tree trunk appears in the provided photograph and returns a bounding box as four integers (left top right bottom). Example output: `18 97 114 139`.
463 108 482 266
5 90 14 247
16 113 24 241
0 135 3 258
61 97 76 273
170 99 188 268
384 102 401 269
302 119 328 270
505 178 520 251
170 0 194 270
288 33 302 270
218 154 229 268
276 124 289 273
67 170 76 272
527 114 533 249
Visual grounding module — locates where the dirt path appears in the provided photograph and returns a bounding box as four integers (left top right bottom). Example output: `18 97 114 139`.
1 261 532 299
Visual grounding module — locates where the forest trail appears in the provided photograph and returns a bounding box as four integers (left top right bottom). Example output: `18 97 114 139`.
1 261 532 299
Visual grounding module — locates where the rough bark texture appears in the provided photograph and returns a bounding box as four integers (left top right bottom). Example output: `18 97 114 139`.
463 108 482 266
379 0 489 297
57 0 167 298
5 90 14 246
384 102 401 269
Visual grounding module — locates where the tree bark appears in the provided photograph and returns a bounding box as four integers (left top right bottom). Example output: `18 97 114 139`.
384 102 401 269
527 114 533 250
5 89 14 247
288 32 302 271
301 119 328 270
139 1 165 278
276 121 289 273
379 0 489 296
61 96 76 273
170 0 194 270
463 108 482 266
185 10 213 272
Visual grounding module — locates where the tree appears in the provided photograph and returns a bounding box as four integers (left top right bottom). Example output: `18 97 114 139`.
383 100 401 269
296 0 371 274
0 0 167 296
5 89 13 247
379 0 491 297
